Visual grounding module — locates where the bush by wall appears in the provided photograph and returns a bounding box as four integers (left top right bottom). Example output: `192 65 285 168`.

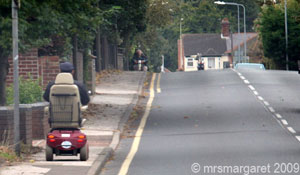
6 76 42 105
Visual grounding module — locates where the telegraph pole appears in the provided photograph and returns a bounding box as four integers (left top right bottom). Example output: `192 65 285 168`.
12 0 20 156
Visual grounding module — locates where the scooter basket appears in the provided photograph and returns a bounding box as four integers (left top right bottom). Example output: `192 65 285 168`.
49 93 81 128
50 104 73 123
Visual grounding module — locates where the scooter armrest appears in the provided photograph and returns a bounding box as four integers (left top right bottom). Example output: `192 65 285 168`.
81 105 88 112
81 118 87 127
44 106 49 112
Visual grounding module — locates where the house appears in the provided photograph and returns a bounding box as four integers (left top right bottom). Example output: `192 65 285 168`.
178 18 260 71
182 33 228 71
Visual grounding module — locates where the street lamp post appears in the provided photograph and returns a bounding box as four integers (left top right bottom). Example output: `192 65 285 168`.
180 18 184 69
214 1 247 63
237 5 240 63
284 0 289 70
240 4 246 63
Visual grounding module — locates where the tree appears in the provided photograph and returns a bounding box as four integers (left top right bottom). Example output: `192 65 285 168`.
182 0 226 33
0 0 54 105
256 0 300 69
216 0 260 32
105 0 148 70
0 0 103 105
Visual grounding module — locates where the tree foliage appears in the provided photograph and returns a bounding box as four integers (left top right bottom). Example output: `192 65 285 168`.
182 0 226 33
256 0 300 69
0 0 262 104
134 0 260 72
0 0 117 105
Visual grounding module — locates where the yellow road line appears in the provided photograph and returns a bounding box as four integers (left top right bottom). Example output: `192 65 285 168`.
118 73 156 175
157 73 161 93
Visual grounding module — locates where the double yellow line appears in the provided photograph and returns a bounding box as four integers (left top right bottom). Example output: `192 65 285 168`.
118 73 158 175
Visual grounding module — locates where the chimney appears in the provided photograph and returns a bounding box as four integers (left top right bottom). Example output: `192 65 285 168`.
221 18 230 38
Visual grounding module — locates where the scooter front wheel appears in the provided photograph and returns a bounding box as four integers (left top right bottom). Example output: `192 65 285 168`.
80 143 89 161
46 145 53 161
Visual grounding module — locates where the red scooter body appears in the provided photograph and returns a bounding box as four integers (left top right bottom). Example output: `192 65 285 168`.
45 72 89 161
46 129 89 161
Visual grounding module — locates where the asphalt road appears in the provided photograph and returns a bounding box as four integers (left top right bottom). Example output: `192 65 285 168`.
101 69 300 175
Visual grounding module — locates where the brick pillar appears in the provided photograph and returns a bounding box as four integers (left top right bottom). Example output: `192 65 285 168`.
74 52 83 83
86 58 96 95
31 102 50 139
20 105 33 145
178 39 184 71
221 18 230 38
117 53 124 70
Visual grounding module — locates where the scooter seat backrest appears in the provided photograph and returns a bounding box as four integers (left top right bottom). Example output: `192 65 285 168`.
54 73 74 84
49 73 81 129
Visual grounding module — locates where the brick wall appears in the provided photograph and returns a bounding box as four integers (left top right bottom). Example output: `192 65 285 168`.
38 56 60 89
6 49 60 90
0 107 14 145
0 103 49 146
0 106 33 145
7 48 39 85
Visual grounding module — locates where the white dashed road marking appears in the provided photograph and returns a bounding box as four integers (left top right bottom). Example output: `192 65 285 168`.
287 127 296 134
244 80 250 84
258 96 264 101
233 70 300 142
275 113 282 119
269 107 275 113
248 85 255 91
263 101 270 106
281 119 288 126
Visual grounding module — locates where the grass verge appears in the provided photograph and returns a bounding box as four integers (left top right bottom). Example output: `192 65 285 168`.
0 146 19 165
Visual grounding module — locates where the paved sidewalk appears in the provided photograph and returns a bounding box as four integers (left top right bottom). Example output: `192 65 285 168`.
0 71 146 175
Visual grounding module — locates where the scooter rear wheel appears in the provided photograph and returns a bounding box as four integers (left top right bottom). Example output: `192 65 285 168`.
80 143 89 161
46 145 53 161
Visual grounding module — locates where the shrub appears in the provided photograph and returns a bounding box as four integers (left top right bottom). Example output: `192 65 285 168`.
6 76 42 105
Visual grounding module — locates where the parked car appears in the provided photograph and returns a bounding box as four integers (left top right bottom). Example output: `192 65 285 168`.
235 63 265 70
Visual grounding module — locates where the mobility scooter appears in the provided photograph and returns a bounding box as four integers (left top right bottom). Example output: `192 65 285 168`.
45 73 89 161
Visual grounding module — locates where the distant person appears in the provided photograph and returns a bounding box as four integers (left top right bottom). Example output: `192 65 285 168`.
43 62 90 105
132 49 148 71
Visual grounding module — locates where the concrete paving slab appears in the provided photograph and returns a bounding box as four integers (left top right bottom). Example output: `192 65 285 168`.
0 71 146 175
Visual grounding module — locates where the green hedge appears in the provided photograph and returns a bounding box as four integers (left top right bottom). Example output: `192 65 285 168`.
6 76 42 105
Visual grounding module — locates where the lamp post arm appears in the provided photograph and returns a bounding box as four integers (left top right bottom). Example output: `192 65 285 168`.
223 2 238 6
238 4 247 61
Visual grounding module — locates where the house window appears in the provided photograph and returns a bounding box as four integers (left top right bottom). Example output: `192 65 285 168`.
187 58 193 67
